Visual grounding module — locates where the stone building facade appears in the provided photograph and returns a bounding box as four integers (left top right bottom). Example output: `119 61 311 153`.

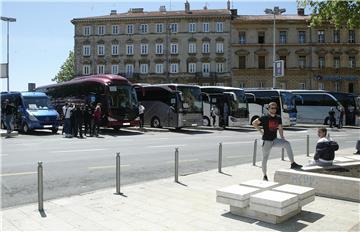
231 13 360 95
71 1 234 85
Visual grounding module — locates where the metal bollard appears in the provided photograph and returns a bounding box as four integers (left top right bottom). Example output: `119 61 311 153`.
116 152 121 194
306 135 310 157
175 148 179 183
281 148 285 161
218 142 223 173
253 139 257 166
37 161 44 211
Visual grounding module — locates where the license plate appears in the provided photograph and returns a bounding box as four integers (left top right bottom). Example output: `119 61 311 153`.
123 122 130 126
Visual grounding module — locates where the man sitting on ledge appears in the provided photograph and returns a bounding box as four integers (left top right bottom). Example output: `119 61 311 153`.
308 127 339 166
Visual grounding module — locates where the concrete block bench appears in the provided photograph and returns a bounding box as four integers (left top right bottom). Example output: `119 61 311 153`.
217 180 315 224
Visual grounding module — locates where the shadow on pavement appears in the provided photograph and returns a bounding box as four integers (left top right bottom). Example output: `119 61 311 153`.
99 128 144 136
168 129 213 135
224 128 257 133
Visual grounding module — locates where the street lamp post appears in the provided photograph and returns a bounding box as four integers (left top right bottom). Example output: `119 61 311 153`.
1 16 16 92
264 7 285 89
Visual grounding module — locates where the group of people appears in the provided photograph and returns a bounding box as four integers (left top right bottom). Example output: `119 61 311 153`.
62 102 102 138
326 106 345 128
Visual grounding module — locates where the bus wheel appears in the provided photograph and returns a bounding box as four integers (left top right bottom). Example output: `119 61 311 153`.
203 116 210 126
51 128 58 134
250 116 259 125
22 123 30 134
151 117 161 128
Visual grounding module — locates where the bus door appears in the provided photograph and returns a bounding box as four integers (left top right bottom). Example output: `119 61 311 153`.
223 92 236 126
167 92 179 128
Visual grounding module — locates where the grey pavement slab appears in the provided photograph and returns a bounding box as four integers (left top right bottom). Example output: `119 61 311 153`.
2 150 360 231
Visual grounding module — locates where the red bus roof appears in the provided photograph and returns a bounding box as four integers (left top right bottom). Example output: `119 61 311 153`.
38 74 132 89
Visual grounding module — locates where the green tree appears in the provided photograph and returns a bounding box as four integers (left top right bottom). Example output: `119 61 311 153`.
52 50 75 83
298 0 360 29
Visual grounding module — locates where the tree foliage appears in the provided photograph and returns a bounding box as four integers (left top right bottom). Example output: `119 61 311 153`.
52 50 75 83
298 0 360 29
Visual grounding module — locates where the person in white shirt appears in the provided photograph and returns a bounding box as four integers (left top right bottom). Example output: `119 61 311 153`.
138 103 145 128
62 102 75 138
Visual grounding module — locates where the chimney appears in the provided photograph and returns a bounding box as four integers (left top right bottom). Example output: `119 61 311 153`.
230 9 237 18
28 83 36 92
297 8 305 16
159 5 166 12
185 0 190 13
227 0 231 11
110 10 117 15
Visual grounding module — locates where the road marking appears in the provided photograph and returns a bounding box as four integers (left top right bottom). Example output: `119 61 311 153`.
147 144 186 148
88 164 130 170
0 171 37 177
166 159 198 164
50 148 108 153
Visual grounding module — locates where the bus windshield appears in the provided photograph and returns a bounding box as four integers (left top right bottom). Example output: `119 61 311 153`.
230 90 248 118
280 92 296 112
108 85 138 109
23 96 52 110
177 86 202 113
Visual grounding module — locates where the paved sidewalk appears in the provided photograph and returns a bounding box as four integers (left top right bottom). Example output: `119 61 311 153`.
2 148 360 231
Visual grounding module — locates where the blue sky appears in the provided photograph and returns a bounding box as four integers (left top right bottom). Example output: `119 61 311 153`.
1 0 303 92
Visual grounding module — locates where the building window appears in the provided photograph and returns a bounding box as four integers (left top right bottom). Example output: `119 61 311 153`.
333 30 340 43
111 45 119 55
202 83 210 86
203 23 209 32
318 30 325 43
140 44 148 55
334 82 340 92
298 31 306 44
319 56 325 69
202 63 210 74
82 45 91 56
258 56 265 69
97 25 105 35
299 82 306 89
216 63 225 73
188 63 196 73
170 43 178 54
349 30 355 43
127 24 134 34
126 64 134 75
279 31 287 44
349 56 356 68
111 65 119 74
140 24 148 34
258 31 265 44
239 56 246 69
189 23 196 32
239 82 245 88
239 31 246 44
155 43 163 54
112 25 119 35
140 64 149 74
82 65 91 75
259 82 264 88
318 82 324 90
216 42 224 53
216 22 224 32
97 65 105 74
298 56 306 68
155 63 164 73
97 45 105 56
202 42 210 53
170 23 178 33
83 26 91 36
156 24 163 33
279 56 287 68
279 82 286 89
334 56 340 68
126 45 134 55
188 43 196 54
170 63 179 73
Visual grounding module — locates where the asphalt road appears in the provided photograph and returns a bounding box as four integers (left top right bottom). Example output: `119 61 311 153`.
1 126 359 208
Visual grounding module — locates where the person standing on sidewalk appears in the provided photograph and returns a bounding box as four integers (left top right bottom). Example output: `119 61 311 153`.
62 102 74 138
328 107 336 128
138 102 145 128
93 103 102 137
252 102 302 181
338 106 345 129
2 99 16 136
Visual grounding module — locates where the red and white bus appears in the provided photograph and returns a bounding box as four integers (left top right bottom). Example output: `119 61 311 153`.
36 74 140 130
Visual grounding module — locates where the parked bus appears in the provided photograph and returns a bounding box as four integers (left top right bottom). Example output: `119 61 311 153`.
290 90 358 126
1 91 60 133
200 86 249 127
244 89 298 126
36 74 139 130
135 84 203 129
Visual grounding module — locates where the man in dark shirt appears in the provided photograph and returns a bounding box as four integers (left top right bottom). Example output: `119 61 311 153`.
328 107 336 128
2 99 16 135
252 102 302 181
